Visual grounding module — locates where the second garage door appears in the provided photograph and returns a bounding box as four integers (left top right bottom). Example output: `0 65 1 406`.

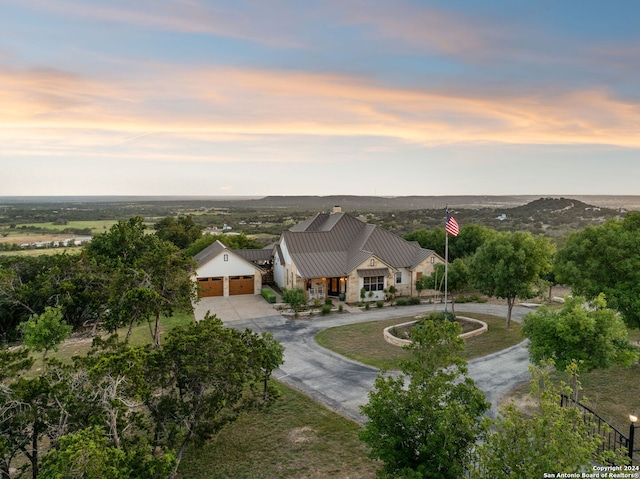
229 275 254 295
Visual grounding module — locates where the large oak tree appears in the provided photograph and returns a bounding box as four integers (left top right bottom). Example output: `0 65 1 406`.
555 212 640 328
470 231 553 328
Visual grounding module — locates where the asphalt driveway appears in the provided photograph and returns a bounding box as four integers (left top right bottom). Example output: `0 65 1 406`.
199 299 533 423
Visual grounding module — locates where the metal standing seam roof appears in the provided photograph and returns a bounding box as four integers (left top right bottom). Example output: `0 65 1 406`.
194 240 265 273
282 212 436 279
235 249 273 262
193 240 226 267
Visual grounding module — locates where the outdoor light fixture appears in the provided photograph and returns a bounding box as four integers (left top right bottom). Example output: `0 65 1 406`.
629 413 639 460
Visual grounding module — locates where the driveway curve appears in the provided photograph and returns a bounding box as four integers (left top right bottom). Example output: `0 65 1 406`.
198 300 534 423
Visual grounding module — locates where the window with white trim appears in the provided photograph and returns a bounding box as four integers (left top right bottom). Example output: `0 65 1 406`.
395 272 402 284
363 276 384 292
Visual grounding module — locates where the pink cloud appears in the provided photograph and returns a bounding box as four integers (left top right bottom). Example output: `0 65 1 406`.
2 63 640 166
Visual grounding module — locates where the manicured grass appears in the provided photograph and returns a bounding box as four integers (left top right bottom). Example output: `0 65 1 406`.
315 313 523 370
177 381 378 479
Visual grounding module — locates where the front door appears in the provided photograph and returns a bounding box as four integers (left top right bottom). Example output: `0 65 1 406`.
328 277 340 296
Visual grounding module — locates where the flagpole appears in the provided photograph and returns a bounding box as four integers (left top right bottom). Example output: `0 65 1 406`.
444 207 449 313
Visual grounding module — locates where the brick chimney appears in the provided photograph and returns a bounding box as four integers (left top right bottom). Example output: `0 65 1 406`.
332 205 342 214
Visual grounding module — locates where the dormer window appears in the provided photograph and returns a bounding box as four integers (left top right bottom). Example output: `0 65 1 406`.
224 254 228 262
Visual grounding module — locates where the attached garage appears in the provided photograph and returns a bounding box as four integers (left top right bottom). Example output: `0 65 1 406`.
194 240 264 297
198 277 223 297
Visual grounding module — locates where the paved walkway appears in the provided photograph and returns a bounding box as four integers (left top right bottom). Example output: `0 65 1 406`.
203 300 533 423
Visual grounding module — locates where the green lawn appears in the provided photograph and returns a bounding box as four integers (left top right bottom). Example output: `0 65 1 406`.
18 220 119 232
177 381 378 479
315 313 523 370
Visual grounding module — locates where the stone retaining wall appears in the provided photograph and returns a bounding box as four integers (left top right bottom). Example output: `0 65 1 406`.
383 316 488 347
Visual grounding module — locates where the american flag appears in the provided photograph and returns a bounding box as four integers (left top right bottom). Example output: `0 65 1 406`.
445 212 459 236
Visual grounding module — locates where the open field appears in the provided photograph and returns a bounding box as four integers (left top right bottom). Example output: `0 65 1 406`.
507 361 640 434
0 247 83 257
177 381 378 479
17 220 119 231
0 233 77 244
315 313 524 370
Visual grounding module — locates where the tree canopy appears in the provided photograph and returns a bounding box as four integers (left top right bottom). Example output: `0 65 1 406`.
417 259 470 312
404 224 495 261
1 314 284 478
471 362 628 478
20 306 72 363
469 231 554 328
554 212 640 328
522 294 639 372
153 215 203 249
184 232 262 257
86 217 196 344
360 316 488 479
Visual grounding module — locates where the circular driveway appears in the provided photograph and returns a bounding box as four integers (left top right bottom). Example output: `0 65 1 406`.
196 297 533 423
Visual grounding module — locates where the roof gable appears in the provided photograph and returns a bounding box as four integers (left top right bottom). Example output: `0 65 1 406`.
283 212 435 278
194 240 264 272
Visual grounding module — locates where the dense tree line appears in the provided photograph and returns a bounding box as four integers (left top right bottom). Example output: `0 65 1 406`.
0 315 284 478
0 217 196 344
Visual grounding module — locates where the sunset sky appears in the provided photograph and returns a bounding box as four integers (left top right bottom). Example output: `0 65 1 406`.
2 1 639 196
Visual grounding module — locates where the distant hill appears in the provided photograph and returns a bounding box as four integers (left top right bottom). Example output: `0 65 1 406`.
245 195 545 211
0 195 638 211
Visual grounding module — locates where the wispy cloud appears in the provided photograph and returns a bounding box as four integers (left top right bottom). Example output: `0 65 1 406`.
2 61 640 169
8 0 309 48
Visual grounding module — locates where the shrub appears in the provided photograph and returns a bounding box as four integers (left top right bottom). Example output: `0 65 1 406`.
313 299 322 308
442 311 456 321
365 302 370 310
376 300 384 308
325 298 333 306
282 288 305 313
396 298 408 306
261 288 276 304
407 296 421 305
477 297 488 303
321 304 332 315
338 304 344 313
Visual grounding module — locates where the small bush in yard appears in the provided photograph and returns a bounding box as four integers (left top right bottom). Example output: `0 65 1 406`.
321 304 332 315
365 303 370 310
338 304 344 313
325 298 333 306
376 300 384 308
396 298 408 306
407 296 421 305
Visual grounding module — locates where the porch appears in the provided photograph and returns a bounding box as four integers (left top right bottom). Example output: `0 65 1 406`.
306 276 348 301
